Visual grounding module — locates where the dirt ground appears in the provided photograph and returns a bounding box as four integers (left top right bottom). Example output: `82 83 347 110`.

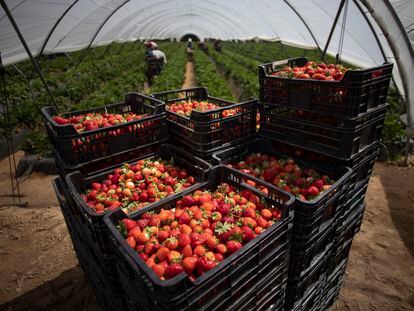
182 60 197 89
0 151 413 311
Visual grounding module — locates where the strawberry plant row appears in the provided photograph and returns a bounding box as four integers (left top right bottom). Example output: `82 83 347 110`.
222 50 261 73
193 50 235 101
207 46 259 99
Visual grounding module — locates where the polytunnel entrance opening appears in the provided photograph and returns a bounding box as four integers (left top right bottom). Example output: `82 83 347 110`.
180 34 200 42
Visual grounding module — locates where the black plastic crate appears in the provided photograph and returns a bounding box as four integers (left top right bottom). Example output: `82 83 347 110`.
170 135 254 165
329 205 365 274
261 138 378 203
323 258 347 309
337 184 367 230
52 178 128 311
323 285 341 310
104 165 294 310
329 237 353 276
55 139 166 177
289 225 335 278
286 254 328 310
152 87 257 154
259 57 393 118
259 104 387 160
336 202 365 243
341 142 378 198
199 256 287 311
42 93 168 169
213 138 352 243
291 282 323 311
64 144 211 258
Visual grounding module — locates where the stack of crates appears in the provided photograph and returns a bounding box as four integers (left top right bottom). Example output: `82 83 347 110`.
258 57 393 309
44 94 209 310
213 137 351 310
105 166 294 311
45 90 295 310
43 94 169 310
152 87 257 163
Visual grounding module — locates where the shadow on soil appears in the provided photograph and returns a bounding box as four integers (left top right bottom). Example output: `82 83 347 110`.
376 166 414 258
0 266 100 311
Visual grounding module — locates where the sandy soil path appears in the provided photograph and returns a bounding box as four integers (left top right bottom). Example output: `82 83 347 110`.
0 152 413 310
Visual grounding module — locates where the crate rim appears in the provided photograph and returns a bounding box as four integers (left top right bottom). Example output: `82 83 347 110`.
42 109 165 138
258 56 393 83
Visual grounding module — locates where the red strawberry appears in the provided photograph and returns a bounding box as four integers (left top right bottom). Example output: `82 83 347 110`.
226 240 242 254
122 219 137 231
165 263 184 279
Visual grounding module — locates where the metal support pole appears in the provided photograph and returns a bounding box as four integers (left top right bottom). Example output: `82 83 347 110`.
38 0 80 57
78 0 130 65
116 43 126 55
0 52 22 204
0 0 59 111
283 0 322 53
321 0 346 61
101 43 113 59
91 48 99 59
64 52 77 67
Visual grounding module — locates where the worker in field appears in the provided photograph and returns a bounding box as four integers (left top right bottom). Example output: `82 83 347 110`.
145 41 167 85
186 38 194 61
213 39 222 52
198 41 208 53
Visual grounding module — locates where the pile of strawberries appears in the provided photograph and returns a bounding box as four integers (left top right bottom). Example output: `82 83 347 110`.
167 100 237 117
227 153 334 201
272 61 348 81
119 183 281 280
83 160 196 213
53 112 147 133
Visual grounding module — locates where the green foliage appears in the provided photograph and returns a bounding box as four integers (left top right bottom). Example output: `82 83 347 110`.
382 89 406 158
222 50 260 73
21 131 52 156
223 41 337 65
208 46 259 99
193 50 235 101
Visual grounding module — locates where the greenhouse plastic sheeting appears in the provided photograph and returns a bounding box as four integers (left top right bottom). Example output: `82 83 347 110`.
0 0 413 132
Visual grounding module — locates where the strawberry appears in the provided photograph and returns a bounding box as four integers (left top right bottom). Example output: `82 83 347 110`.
226 240 242 254
241 226 256 242
165 263 184 279
263 169 276 182
178 233 191 248
126 236 136 248
152 264 165 277
156 247 170 262
164 237 178 250
182 256 197 274
307 186 319 197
